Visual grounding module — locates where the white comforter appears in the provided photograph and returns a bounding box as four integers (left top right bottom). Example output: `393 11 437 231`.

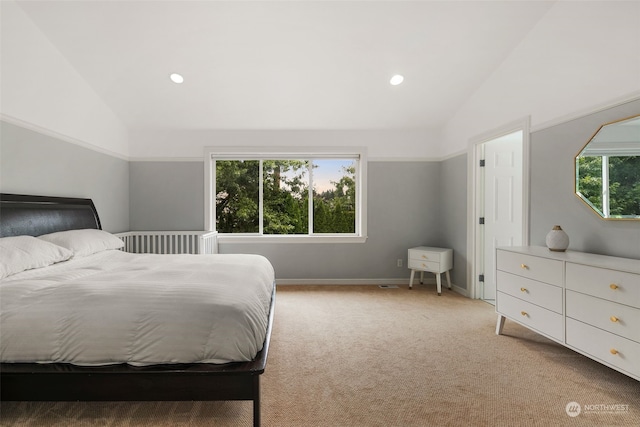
0 251 275 366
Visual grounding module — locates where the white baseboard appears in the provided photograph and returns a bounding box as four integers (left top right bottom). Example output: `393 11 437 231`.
276 278 411 286
276 278 469 297
451 284 468 297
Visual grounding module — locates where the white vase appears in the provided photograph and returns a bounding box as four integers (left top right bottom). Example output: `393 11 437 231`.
546 225 569 252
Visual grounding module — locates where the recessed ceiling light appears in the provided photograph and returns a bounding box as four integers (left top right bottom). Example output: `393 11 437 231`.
170 73 184 84
390 74 404 86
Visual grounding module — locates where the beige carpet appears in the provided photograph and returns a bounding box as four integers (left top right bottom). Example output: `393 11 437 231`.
2 284 639 426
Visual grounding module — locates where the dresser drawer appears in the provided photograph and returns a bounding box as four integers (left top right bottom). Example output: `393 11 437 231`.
496 270 562 314
566 263 640 308
496 250 563 286
566 318 640 379
496 292 563 341
566 290 640 342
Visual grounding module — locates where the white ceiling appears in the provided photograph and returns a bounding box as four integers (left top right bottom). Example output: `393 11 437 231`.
15 0 555 132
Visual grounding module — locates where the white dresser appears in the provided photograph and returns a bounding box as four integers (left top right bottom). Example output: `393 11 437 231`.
496 246 640 381
408 246 453 295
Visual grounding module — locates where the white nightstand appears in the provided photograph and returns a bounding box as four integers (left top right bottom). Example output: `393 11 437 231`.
408 246 453 295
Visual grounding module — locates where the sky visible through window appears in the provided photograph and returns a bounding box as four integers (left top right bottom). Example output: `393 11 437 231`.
313 159 354 193
279 159 354 193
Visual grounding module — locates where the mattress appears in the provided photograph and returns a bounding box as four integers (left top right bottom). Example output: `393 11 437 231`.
0 250 275 366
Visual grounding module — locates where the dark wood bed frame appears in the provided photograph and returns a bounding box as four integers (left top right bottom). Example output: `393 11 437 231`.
0 193 274 427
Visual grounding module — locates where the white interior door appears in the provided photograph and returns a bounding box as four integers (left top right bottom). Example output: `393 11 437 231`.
480 131 524 302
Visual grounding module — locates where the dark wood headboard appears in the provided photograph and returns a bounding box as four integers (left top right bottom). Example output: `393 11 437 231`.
0 194 101 238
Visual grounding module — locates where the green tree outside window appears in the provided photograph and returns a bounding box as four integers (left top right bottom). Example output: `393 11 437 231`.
215 159 357 234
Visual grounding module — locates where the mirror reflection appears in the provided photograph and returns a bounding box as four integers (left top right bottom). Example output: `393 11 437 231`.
575 115 640 220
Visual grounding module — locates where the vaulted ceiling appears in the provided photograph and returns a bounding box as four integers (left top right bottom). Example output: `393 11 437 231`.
14 0 555 132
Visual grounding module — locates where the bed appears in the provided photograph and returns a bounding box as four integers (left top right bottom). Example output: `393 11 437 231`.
0 193 275 427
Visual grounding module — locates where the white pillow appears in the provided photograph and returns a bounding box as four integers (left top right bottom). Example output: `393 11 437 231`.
0 235 73 280
38 229 124 257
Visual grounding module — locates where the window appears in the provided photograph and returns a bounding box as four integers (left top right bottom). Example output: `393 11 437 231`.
205 147 367 242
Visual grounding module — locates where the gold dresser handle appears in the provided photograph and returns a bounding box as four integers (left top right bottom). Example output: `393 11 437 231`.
520 311 528 317
610 316 619 323
520 287 527 293
610 284 619 290
520 264 528 270
610 348 619 355
421 255 428 259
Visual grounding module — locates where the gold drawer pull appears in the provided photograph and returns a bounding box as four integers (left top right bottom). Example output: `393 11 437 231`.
520 264 528 270
610 348 619 355
520 287 528 293
421 255 428 259
421 263 426 267
610 284 619 290
610 316 619 323
520 311 528 317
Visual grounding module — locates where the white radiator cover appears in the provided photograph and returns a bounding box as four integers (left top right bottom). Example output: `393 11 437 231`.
115 231 218 255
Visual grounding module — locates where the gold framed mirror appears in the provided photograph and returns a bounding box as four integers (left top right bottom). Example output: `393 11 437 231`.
575 114 640 220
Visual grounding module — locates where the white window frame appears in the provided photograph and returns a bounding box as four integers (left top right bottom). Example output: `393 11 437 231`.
204 146 367 243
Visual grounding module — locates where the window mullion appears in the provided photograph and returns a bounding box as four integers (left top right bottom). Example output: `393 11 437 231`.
259 160 264 235
355 158 360 235
308 160 314 235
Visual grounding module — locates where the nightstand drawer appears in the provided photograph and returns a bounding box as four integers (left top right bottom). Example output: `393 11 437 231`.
566 318 640 379
566 290 640 342
496 250 563 286
496 270 562 314
408 259 440 272
496 292 563 341
409 248 444 262
566 263 640 308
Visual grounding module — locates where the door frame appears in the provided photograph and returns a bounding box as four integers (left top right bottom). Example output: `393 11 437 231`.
466 117 531 299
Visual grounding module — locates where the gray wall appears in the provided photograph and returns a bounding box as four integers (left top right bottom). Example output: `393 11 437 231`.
13 96 639 285
530 99 640 260
5 95 637 285
129 161 204 231
0 121 129 233
1 121 469 284
129 160 447 281
439 153 468 289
